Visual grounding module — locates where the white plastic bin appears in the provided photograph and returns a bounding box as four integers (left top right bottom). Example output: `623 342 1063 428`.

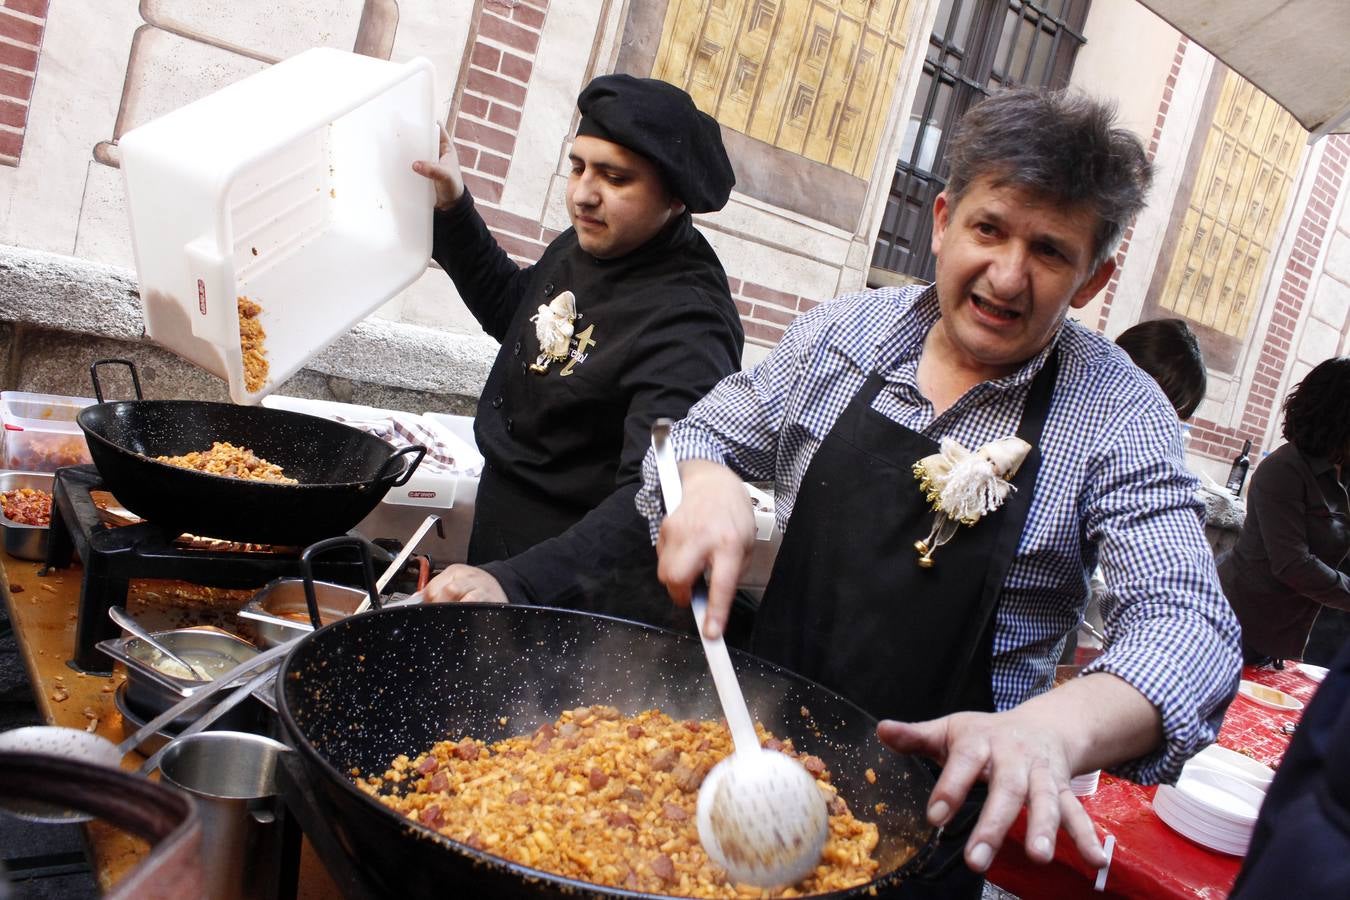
120 48 437 404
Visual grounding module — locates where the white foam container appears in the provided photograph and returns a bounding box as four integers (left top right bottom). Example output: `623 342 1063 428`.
261 396 477 565
120 47 437 404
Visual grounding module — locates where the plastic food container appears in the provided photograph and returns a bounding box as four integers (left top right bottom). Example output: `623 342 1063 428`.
119 47 437 404
1 391 95 472
0 470 54 561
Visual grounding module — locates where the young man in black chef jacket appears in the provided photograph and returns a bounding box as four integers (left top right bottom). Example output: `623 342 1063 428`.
412 74 743 623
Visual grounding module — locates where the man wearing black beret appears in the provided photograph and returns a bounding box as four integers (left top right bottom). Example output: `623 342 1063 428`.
412 74 743 623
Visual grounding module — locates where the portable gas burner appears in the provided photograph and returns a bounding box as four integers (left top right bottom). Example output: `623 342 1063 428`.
44 465 385 672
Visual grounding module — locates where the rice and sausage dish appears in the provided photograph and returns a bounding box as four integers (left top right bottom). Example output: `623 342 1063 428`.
357 705 881 898
155 441 296 483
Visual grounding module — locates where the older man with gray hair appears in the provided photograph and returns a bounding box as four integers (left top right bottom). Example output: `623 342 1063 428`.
641 88 1240 896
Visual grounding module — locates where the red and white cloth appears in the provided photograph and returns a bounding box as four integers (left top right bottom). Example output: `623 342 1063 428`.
334 412 482 476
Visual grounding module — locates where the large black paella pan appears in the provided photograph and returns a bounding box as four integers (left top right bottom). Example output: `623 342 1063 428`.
276 604 938 898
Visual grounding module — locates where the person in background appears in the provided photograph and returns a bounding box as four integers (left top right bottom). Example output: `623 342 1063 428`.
1115 317 1207 420
1218 356 1350 664
639 87 1240 895
1228 635 1350 897
412 74 743 624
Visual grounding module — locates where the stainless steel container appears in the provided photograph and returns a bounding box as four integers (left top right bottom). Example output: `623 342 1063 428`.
158 731 292 900
113 682 260 755
0 470 53 561
238 578 370 648
98 629 260 728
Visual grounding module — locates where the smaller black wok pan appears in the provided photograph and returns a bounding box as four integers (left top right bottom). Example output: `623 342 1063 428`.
76 359 425 545
278 604 939 899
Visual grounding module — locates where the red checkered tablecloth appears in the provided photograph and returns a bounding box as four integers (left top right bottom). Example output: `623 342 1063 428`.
986 665 1322 899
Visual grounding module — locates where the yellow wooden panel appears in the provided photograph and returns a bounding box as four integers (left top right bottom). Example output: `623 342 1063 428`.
831 25 884 172
650 0 913 178
744 1 796 139
805 13 861 163
1157 69 1305 338
860 26 905 172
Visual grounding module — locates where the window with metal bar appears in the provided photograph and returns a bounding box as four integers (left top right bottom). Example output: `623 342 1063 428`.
870 0 1090 285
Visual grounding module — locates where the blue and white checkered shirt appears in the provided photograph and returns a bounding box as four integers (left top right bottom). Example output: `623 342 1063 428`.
637 284 1241 784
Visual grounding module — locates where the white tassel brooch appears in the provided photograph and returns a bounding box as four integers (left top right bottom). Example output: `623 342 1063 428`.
911 436 1033 568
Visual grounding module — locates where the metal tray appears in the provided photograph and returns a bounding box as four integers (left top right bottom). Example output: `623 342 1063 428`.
0 470 53 561
98 627 260 716
239 578 372 648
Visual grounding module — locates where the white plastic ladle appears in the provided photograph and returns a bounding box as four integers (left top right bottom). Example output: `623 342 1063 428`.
650 419 828 889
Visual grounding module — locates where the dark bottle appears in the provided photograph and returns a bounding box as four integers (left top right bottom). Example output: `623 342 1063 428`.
1226 438 1253 496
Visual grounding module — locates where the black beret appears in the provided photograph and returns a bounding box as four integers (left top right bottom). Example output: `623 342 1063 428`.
576 74 736 213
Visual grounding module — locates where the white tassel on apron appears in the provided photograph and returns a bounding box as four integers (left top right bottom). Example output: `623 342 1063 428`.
912 436 1032 568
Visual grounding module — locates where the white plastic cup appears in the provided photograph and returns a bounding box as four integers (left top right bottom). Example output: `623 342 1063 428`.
1071 770 1101 797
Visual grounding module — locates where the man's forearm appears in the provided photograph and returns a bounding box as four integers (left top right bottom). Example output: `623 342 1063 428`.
1016 672 1163 774
484 484 651 605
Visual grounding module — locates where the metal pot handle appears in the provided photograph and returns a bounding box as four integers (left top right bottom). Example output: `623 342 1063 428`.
298 536 382 629
89 358 144 403
376 444 426 487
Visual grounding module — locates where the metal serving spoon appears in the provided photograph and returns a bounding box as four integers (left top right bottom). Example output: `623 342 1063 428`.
0 637 293 822
353 514 443 615
650 419 828 889
108 605 212 681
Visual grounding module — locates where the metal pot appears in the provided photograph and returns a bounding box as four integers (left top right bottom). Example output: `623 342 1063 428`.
76 359 424 545
158 731 293 900
0 469 52 561
277 604 938 898
0 751 205 900
114 681 263 755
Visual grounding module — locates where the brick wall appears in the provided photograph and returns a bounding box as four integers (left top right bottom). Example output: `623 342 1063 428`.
1096 36 1189 331
453 0 554 264
1234 135 1347 451
0 0 47 167
732 280 817 347
1185 137 1349 461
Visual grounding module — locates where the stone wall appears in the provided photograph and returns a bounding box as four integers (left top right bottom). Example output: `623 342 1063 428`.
0 243 495 416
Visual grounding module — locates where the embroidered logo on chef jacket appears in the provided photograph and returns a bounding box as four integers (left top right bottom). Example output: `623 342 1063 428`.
528 290 595 376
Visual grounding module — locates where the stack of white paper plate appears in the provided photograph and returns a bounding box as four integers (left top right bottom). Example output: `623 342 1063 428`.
1153 766 1264 855
1182 744 1276 793
1070 770 1101 796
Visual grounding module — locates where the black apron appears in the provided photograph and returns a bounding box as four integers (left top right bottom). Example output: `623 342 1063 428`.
753 354 1058 896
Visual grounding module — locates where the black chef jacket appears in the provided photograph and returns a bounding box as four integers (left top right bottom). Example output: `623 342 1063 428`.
432 191 743 619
